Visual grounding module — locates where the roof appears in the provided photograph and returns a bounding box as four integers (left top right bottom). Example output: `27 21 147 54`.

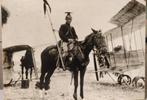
3 45 33 53
110 0 145 26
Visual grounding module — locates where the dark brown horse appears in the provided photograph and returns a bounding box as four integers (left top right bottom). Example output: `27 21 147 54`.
20 50 34 80
36 28 107 100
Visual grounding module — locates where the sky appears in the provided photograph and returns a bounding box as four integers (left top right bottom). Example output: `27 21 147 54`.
1 0 145 64
2 0 145 47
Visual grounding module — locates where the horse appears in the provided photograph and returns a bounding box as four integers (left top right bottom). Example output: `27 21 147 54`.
20 50 34 80
36 28 108 100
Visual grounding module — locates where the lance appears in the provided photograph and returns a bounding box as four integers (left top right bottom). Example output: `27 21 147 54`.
43 0 66 70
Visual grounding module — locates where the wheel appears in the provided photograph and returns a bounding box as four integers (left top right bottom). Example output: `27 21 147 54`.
117 74 131 85
132 76 145 88
117 74 123 84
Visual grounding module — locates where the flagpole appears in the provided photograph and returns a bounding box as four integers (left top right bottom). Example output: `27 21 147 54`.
45 3 66 71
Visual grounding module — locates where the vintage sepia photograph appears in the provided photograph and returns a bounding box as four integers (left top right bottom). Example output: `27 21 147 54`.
1 0 146 100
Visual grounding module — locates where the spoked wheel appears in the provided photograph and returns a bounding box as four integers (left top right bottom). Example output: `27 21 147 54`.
132 76 145 88
117 74 131 85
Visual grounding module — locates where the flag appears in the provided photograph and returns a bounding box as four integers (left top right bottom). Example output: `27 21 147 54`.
43 0 51 14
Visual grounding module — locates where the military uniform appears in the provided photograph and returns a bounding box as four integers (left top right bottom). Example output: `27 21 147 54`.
59 23 78 42
58 12 78 68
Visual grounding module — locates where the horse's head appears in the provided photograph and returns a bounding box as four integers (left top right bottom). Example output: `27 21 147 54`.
70 28 108 63
90 28 107 54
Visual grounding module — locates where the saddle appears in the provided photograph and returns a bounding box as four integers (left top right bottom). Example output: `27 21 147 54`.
56 40 76 70
57 40 85 71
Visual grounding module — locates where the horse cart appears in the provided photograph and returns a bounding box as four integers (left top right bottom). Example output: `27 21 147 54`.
3 45 38 87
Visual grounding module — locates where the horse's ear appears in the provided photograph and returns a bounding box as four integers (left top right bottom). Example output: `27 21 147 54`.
91 28 97 34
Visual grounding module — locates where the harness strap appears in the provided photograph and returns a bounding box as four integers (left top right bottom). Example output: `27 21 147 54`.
77 46 84 59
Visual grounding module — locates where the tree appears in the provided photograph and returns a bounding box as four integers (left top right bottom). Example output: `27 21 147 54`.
1 6 9 25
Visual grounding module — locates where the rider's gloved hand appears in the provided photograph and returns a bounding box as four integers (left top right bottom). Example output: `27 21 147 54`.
75 38 78 41
68 39 74 42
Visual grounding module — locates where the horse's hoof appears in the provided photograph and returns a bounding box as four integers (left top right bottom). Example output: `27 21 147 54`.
80 94 84 99
35 82 44 90
44 85 50 90
73 94 77 100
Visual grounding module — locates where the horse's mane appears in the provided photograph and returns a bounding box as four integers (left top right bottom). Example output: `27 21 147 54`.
78 32 107 52
80 33 94 45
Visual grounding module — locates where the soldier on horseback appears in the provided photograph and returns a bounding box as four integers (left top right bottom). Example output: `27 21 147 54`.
59 12 78 69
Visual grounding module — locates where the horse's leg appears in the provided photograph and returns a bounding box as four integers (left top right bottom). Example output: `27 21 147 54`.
73 71 78 100
25 68 28 79
80 68 86 99
38 72 46 89
30 68 32 80
44 66 56 90
21 66 24 80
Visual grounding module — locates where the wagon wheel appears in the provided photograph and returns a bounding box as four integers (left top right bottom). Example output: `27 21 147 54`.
117 74 131 85
132 76 145 88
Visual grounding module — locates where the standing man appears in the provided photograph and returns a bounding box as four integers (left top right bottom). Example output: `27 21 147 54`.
59 12 78 60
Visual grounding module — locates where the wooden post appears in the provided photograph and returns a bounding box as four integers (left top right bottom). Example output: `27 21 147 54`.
105 36 109 50
93 51 99 81
139 28 145 57
133 31 139 61
110 33 116 67
145 35 147 100
106 36 112 65
0 6 3 89
127 19 134 66
120 26 128 67
145 10 147 99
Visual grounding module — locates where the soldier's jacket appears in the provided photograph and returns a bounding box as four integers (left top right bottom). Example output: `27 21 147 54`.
59 23 78 42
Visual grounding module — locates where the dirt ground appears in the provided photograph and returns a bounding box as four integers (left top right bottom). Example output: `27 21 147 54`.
4 67 145 100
